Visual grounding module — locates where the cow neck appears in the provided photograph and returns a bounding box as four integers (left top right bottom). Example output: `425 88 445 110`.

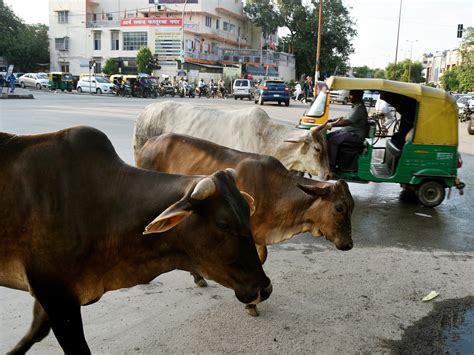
100 164 197 291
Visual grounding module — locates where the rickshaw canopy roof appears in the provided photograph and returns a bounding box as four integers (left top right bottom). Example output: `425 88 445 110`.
326 76 458 145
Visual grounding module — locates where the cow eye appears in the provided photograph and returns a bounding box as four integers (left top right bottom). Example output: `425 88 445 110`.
335 205 344 213
313 146 321 153
216 221 230 230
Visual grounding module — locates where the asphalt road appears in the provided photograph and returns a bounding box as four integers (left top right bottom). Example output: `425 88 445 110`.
1 88 472 251
1 88 473 354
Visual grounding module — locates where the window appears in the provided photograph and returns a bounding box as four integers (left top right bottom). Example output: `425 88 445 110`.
60 63 70 72
93 32 101 51
106 13 113 21
205 16 211 27
229 24 235 33
111 31 120 50
55 37 69 51
58 11 68 24
216 19 219 30
123 32 147 51
223 21 229 31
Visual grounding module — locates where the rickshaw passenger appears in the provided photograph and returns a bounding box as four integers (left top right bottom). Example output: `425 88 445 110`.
383 92 417 149
326 89 368 170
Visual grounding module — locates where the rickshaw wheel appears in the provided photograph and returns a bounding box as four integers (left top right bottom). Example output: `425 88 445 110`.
416 180 445 207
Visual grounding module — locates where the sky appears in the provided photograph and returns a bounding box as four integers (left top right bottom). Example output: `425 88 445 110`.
5 0 474 69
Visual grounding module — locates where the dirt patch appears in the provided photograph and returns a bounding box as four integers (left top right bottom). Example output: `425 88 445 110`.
385 296 474 354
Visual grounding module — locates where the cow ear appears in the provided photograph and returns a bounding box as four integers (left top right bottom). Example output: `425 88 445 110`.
240 191 256 216
296 183 331 197
143 201 192 234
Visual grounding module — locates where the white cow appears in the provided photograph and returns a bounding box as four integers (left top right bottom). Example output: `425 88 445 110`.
133 101 330 180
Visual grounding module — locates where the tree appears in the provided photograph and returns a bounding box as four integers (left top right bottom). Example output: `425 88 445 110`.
385 59 422 83
244 0 356 80
352 65 374 78
102 58 119 75
456 27 474 92
0 2 50 71
441 67 460 92
373 69 386 79
136 47 153 74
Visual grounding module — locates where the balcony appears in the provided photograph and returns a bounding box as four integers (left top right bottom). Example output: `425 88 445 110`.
87 20 120 28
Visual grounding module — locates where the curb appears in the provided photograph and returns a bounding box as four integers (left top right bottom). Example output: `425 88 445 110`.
1 93 34 99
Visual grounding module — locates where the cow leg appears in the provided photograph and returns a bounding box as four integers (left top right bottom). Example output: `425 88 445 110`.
7 300 51 355
190 272 208 287
31 289 91 355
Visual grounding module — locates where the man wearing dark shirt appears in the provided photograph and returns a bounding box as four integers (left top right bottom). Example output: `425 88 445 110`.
326 90 368 170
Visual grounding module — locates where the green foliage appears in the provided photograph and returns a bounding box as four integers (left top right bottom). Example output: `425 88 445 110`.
0 1 50 71
385 59 423 83
373 69 386 79
245 0 356 80
136 47 153 74
441 67 460 92
352 65 374 78
456 27 474 92
103 58 119 75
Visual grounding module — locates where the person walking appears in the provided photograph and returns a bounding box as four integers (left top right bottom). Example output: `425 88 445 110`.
7 74 16 94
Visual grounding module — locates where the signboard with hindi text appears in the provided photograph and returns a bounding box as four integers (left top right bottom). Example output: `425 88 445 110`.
120 18 182 27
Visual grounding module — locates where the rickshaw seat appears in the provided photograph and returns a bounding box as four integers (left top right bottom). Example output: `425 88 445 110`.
384 138 402 175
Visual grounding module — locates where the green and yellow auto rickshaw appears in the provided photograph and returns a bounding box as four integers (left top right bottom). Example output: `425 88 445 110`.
298 76 465 207
48 72 73 91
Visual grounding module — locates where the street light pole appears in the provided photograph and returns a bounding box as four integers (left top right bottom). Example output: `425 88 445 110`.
406 39 418 82
181 0 188 68
314 0 323 84
394 0 402 66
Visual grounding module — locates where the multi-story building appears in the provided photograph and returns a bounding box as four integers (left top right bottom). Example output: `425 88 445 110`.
48 0 295 81
421 48 461 86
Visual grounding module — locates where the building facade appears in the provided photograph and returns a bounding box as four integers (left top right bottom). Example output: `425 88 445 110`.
48 0 295 81
421 48 461 86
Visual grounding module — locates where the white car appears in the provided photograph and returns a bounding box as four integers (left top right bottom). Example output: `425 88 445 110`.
232 79 255 100
456 95 473 113
329 89 350 105
18 73 49 89
76 76 115 94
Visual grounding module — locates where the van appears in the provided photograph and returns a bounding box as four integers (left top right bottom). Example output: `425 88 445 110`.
329 89 350 105
233 79 255 100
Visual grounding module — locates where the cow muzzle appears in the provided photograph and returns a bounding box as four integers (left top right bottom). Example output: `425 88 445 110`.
336 240 353 251
236 281 273 304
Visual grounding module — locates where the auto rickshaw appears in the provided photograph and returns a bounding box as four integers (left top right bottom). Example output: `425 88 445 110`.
298 76 465 207
48 72 73 91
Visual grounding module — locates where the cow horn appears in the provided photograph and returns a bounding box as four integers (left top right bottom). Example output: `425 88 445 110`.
191 177 216 200
310 122 327 139
225 168 237 181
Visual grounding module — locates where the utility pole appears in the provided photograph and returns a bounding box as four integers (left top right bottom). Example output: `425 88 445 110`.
181 0 189 69
406 39 418 82
314 0 323 86
394 0 402 66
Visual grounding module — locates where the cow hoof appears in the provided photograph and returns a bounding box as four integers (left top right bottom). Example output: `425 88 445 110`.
245 304 259 317
196 279 208 288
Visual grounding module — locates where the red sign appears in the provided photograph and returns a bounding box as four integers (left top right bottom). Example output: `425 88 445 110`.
120 18 182 27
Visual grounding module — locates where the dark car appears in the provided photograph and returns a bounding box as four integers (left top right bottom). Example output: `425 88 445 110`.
254 80 290 106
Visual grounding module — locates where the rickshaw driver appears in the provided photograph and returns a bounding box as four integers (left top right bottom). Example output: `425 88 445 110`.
326 89 368 170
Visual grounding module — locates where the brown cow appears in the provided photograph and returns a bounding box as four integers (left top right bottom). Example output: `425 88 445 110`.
137 133 354 315
0 126 271 354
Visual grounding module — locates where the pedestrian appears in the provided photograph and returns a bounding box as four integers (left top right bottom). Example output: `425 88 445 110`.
7 74 16 94
326 90 368 171
302 76 313 103
375 93 396 131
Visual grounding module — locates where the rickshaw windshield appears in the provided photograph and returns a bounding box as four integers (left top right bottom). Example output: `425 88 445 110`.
306 91 328 117
62 74 73 81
